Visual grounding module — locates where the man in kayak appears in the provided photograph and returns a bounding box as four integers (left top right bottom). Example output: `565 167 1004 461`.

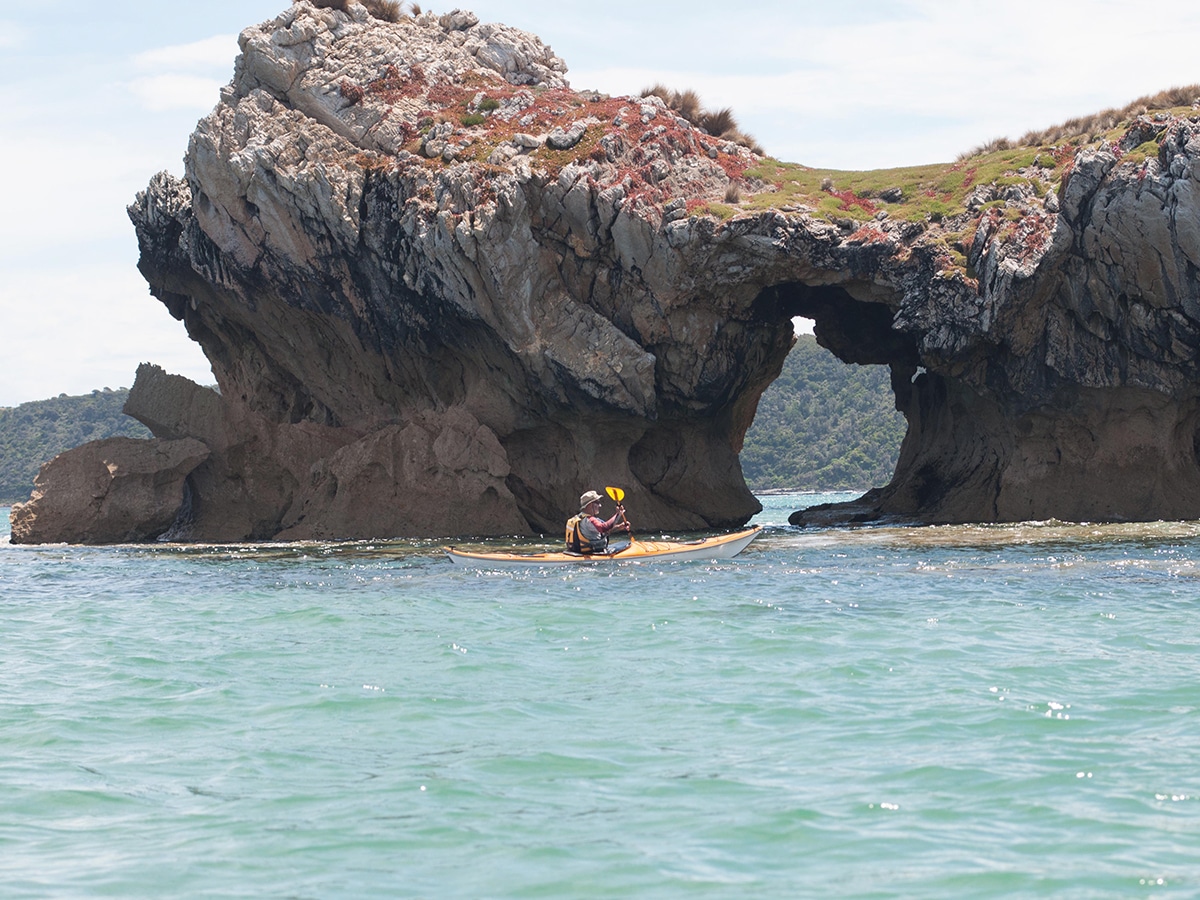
565 490 630 554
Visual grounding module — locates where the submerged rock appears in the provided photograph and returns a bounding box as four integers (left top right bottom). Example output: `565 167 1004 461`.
14 2 1200 542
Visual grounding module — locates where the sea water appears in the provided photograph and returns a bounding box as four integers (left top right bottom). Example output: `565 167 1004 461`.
2 492 1199 898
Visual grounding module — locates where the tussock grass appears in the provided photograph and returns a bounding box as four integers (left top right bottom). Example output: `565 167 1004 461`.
699 107 738 139
665 88 702 122
640 84 764 155
296 0 407 19
363 0 404 22
960 85 1200 160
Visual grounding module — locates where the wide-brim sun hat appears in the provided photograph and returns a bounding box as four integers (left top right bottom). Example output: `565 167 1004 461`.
579 490 603 510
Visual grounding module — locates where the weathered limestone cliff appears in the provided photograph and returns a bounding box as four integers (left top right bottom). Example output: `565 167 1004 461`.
12 1 1200 543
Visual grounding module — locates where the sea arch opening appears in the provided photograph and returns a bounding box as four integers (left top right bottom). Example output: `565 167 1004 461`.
740 282 920 505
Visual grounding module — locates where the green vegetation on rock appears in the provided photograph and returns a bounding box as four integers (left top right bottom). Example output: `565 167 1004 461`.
0 390 150 504
733 86 1200 229
741 335 907 492
739 146 1062 226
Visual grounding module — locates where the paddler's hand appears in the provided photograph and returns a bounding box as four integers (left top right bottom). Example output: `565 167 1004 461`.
618 506 631 532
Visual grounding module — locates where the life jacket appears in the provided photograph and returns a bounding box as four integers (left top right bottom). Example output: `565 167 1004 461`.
565 514 606 554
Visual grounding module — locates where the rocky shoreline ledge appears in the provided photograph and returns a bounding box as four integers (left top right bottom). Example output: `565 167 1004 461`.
13 2 1200 542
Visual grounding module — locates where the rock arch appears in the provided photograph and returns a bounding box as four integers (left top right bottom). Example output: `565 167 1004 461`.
15 4 1200 543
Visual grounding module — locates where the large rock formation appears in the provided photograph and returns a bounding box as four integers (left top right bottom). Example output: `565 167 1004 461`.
12 1 1200 542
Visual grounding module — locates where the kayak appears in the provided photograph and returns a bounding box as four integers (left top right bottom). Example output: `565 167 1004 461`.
445 526 761 567
445 526 760 567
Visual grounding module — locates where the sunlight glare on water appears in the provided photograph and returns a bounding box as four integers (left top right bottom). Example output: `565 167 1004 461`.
3 494 1200 897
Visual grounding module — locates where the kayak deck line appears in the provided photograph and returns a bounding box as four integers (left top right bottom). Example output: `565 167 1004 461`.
444 526 761 567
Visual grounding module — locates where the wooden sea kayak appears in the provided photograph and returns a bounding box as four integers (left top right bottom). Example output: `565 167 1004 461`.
445 526 761 567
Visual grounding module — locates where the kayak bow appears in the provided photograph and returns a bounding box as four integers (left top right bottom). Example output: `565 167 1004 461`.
445 526 761 567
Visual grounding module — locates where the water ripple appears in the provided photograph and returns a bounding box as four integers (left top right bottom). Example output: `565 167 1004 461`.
4 499 1200 896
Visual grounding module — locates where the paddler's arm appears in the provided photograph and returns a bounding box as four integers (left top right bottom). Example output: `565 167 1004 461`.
603 506 631 533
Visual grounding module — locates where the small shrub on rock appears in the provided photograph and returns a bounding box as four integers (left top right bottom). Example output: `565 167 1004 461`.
340 78 365 104
353 152 392 172
363 0 403 21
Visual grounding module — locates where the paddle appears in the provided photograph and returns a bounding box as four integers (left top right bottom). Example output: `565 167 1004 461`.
605 486 631 533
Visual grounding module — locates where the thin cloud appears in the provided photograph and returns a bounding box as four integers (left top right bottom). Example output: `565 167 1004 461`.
0 132 176 253
0 264 213 407
129 34 237 112
129 74 225 112
133 34 239 72
0 20 27 49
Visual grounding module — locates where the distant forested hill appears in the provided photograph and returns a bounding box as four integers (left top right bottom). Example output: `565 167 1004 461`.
741 335 907 491
0 390 150 504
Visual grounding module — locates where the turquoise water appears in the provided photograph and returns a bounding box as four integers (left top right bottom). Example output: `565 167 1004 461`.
3 492 1200 898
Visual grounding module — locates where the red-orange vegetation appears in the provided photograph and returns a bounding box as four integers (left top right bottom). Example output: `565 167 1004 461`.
367 64 426 103
848 224 889 244
427 80 472 108
829 188 878 216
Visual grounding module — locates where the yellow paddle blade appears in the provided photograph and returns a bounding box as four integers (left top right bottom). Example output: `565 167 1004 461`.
605 485 625 503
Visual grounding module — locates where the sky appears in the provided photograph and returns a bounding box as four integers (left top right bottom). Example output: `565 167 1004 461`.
3 0 1200 406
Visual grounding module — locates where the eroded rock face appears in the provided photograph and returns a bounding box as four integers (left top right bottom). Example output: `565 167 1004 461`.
794 124 1200 525
16 2 1200 543
119 2 791 541
10 436 210 544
